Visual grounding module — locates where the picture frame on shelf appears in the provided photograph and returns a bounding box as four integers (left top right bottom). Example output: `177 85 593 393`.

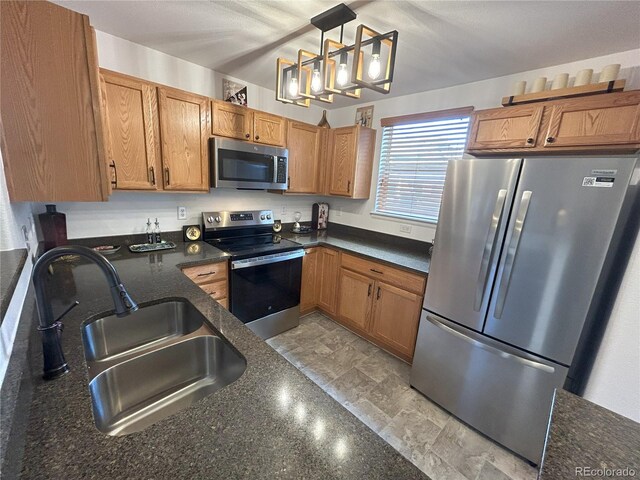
355 105 374 127
223 79 248 106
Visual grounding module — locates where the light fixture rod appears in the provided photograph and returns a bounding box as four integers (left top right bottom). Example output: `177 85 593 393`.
340 24 344 43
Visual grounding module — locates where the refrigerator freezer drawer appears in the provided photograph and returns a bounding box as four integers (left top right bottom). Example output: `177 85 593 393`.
410 311 568 464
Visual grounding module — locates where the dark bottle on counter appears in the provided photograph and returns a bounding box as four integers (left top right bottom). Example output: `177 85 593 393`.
154 218 162 244
146 218 154 244
39 205 68 252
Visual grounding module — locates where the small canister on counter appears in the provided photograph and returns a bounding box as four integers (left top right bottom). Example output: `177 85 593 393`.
39 204 68 252
311 203 329 230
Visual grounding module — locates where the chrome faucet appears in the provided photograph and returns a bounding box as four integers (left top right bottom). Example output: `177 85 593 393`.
32 246 138 380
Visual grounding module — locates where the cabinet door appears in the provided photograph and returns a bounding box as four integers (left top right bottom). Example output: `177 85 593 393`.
467 105 544 150
101 71 160 190
544 93 640 147
254 111 286 146
0 1 109 202
370 281 422 360
328 126 358 196
212 100 252 140
317 248 340 315
287 122 321 193
300 248 318 313
337 268 373 332
318 128 332 195
158 87 210 191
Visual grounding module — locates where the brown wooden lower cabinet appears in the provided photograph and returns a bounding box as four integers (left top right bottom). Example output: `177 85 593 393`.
182 261 229 309
300 248 426 363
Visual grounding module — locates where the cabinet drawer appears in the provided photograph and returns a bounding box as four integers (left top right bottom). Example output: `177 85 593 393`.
182 262 228 285
201 280 227 300
340 253 426 295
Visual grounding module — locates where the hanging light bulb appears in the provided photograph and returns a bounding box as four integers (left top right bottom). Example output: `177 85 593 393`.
336 52 349 86
311 61 322 93
288 68 299 97
368 39 382 80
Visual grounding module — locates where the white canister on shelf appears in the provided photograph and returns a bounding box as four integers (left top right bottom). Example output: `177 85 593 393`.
531 77 547 93
551 73 569 90
600 64 621 83
574 69 593 87
512 80 526 96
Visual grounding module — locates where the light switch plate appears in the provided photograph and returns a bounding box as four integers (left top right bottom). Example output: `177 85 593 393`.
400 224 412 233
177 206 187 220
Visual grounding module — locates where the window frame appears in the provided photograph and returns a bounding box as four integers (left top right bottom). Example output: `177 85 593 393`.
373 106 474 225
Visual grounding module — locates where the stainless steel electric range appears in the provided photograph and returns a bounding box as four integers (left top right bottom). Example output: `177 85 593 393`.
202 210 304 339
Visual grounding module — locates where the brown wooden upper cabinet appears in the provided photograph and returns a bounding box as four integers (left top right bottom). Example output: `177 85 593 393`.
467 91 640 155
285 121 323 193
466 104 544 150
101 70 161 190
0 1 110 202
211 100 252 141
327 125 376 199
158 87 211 191
212 100 286 147
544 92 640 148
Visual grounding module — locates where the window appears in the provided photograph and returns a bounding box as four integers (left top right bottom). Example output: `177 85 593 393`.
374 108 472 224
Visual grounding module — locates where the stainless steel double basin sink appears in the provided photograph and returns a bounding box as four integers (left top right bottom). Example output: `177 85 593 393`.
81 299 246 436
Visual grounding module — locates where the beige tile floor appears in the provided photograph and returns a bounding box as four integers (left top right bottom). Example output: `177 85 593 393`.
266 312 539 480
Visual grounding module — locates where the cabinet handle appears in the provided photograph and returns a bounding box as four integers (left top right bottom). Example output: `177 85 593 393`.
368 284 372 297
347 180 351 192
376 287 381 300
370 268 383 274
197 271 216 277
526 138 534 144
164 167 170 185
109 161 118 187
255 135 260 140
287 176 291 189
245 133 250 139
546 136 555 143
149 166 156 185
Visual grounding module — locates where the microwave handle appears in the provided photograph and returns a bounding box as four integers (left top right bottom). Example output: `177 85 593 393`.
273 156 279 183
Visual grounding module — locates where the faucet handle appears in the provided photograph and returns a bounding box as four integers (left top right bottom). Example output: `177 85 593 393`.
52 300 80 324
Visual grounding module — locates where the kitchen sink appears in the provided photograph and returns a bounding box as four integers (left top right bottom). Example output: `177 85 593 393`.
88 335 246 436
82 300 206 362
81 299 246 436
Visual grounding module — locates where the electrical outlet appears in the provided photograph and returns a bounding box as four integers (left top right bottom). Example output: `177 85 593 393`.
336 207 342 217
281 206 287 216
177 206 187 220
400 224 412 233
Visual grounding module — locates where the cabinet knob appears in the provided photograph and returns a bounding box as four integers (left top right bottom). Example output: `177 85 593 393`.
526 138 534 144
245 133 250 139
546 136 555 143
255 135 260 140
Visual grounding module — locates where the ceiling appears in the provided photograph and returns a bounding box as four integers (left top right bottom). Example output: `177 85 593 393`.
55 1 640 108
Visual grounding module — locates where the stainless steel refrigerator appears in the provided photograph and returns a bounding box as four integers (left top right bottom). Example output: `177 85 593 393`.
410 155 639 464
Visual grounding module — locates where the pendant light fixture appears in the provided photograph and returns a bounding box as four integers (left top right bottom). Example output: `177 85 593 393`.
276 3 398 107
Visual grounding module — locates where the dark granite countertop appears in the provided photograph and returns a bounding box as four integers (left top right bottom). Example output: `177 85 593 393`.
539 389 640 479
1 248 28 321
282 224 431 275
16 240 427 479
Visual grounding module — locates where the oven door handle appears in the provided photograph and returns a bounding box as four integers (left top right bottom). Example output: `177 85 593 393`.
231 249 305 270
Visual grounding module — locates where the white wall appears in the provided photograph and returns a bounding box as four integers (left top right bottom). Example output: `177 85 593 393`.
0 151 35 252
326 48 640 243
584 235 640 422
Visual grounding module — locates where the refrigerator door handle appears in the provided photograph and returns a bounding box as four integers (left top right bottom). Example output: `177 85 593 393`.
425 313 555 373
494 190 533 319
474 189 508 311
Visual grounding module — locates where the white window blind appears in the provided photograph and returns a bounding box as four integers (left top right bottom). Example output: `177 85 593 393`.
374 115 470 224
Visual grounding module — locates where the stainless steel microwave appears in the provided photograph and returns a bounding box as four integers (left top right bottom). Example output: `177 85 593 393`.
210 137 288 190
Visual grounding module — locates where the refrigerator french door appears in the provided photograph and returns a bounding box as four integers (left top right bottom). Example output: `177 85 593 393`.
411 155 638 464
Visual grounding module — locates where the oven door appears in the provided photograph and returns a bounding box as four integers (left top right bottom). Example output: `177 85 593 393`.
212 138 287 189
229 250 303 324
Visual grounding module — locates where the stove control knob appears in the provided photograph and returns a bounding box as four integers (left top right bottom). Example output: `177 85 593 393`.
207 216 214 224
260 214 266 220
214 216 222 223
266 214 272 220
